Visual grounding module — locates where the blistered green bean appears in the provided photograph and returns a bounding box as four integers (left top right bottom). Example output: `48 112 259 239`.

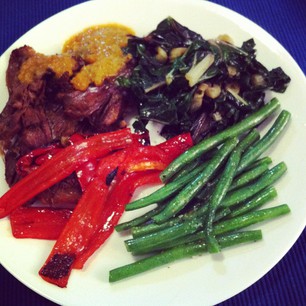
161 98 280 182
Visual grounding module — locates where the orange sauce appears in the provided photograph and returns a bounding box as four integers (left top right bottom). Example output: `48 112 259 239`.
18 23 135 91
18 53 77 84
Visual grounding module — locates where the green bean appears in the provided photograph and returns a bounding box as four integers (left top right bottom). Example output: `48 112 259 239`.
228 162 271 191
129 163 281 240
130 203 290 254
205 147 242 253
217 230 262 247
170 157 203 181
152 137 239 224
195 178 218 202
131 156 275 239
153 187 275 250
131 202 209 238
214 204 290 235
170 147 218 181
151 203 289 252
227 186 277 218
131 204 231 241
111 103 290 283
221 162 287 208
195 156 270 205
244 156 272 170
125 159 209 211
148 129 259 236
131 217 181 238
160 98 280 182
132 208 231 254
115 205 165 232
235 128 260 152
213 207 232 221
236 110 291 174
125 219 202 254
195 130 260 202
109 230 262 282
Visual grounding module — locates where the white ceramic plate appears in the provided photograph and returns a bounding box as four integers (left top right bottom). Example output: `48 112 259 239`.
0 0 305 305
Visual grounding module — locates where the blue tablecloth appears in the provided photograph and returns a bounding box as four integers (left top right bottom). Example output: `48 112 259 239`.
0 1 305 305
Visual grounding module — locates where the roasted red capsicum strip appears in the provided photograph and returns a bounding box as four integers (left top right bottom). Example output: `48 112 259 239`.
73 134 193 268
39 150 128 287
10 207 72 240
124 132 193 173
124 145 169 172
75 159 98 191
39 178 109 287
156 132 193 162
69 134 99 191
0 128 135 218
3 130 193 287
73 170 162 269
16 144 62 177
38 132 193 284
16 133 83 178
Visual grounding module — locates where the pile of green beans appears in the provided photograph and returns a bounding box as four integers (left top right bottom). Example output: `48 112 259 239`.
109 99 292 282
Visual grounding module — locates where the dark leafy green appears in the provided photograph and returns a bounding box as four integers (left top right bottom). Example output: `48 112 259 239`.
117 17 290 142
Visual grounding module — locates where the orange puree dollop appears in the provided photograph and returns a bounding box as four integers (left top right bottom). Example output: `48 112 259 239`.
18 53 77 84
18 23 135 91
63 23 134 91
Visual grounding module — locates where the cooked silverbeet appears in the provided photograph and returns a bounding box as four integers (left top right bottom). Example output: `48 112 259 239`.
118 17 291 142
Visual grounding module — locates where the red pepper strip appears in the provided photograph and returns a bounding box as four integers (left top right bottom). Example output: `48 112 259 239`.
15 134 85 178
70 134 100 191
34 148 63 166
75 133 149 190
39 149 128 287
16 144 62 177
10 207 72 240
73 170 162 269
156 132 193 162
73 135 193 267
75 160 98 192
67 133 86 145
123 133 193 173
39 178 109 287
0 128 134 219
126 160 167 172
124 145 169 173
134 131 150 146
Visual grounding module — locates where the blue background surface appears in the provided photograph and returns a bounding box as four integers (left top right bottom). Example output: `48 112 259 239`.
0 1 305 305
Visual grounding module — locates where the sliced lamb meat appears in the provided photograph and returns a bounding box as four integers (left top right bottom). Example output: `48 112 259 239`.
89 87 125 130
5 45 36 93
0 45 133 207
60 84 112 118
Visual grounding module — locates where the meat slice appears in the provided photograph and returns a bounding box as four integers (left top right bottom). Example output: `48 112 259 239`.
0 45 132 206
60 85 111 118
0 47 47 146
89 87 125 129
5 45 36 93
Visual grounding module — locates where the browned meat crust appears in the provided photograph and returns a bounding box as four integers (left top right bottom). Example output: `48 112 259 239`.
0 46 133 207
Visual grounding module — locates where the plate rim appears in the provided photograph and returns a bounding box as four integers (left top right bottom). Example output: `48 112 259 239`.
0 0 305 305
